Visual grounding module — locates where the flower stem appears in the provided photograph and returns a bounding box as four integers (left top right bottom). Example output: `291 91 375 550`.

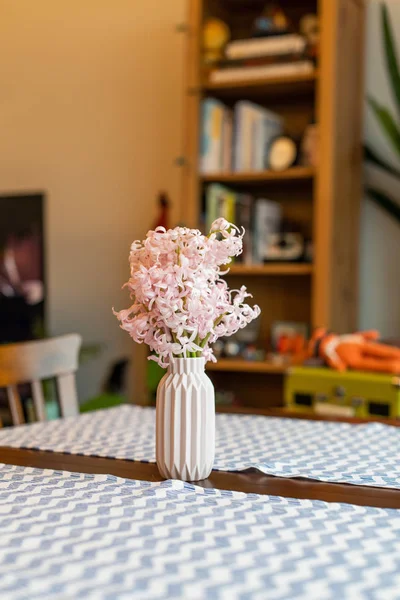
199 314 226 348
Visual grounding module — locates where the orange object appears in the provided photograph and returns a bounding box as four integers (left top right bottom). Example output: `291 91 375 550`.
309 328 400 374
277 333 306 356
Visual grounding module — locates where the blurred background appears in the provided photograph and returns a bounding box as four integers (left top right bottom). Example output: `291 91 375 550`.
0 0 399 417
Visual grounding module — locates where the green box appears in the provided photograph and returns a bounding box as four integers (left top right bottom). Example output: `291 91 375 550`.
285 367 400 419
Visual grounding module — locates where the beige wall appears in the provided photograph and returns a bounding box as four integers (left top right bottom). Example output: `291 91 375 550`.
0 0 185 401
360 0 400 335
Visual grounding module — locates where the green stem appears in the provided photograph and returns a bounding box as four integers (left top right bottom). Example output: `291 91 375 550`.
199 314 226 348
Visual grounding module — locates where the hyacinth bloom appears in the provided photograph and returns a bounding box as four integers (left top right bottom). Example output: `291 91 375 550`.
114 219 261 367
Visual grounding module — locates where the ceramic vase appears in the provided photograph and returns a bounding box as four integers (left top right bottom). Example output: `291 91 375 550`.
156 357 215 481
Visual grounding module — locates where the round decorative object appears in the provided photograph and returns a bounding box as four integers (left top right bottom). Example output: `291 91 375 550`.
202 18 230 65
156 357 215 482
268 136 297 171
224 340 241 357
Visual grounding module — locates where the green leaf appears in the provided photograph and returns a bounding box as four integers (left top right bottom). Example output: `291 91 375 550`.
366 187 400 224
368 96 400 156
364 144 400 179
382 3 400 115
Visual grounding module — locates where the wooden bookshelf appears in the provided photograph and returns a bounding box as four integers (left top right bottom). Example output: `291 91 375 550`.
178 0 365 409
207 359 287 374
203 70 318 99
201 166 314 184
226 263 313 276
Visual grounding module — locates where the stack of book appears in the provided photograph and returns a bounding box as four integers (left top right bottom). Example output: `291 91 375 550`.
200 99 283 173
209 33 314 84
205 184 282 264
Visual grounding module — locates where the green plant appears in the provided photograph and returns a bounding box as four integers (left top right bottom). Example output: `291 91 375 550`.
365 3 400 222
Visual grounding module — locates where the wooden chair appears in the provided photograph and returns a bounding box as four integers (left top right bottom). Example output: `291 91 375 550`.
0 334 82 425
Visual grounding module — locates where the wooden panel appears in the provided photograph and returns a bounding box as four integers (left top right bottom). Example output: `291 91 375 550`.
209 371 285 407
2 445 400 508
181 0 203 227
201 167 314 183
227 263 313 276
313 0 365 331
225 275 311 348
203 72 318 100
330 0 365 331
267 97 315 139
6 386 25 426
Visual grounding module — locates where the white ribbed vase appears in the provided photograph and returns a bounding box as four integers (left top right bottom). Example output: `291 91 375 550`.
156 357 215 482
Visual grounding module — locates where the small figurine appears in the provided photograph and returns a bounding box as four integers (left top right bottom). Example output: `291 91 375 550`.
309 328 400 373
153 192 170 230
300 14 320 60
202 18 230 65
253 3 290 38
264 232 305 262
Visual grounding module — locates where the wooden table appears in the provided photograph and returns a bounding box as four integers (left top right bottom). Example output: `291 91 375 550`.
1 408 400 510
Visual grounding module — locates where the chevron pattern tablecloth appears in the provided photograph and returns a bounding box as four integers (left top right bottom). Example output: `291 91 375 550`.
0 405 399 489
1 462 400 600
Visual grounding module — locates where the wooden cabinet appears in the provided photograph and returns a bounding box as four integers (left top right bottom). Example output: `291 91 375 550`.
178 0 365 408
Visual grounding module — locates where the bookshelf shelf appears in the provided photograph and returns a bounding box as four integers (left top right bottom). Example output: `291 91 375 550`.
207 359 287 374
201 167 314 184
203 70 318 99
226 263 313 276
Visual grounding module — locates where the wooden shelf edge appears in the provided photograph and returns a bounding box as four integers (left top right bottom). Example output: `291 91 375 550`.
207 359 287 374
225 263 313 276
201 166 314 184
203 70 318 92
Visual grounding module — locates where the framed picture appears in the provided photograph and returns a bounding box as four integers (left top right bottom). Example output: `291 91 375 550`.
0 193 46 343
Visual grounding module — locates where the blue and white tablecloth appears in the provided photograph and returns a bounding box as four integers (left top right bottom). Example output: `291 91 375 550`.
0 405 399 489
1 462 400 599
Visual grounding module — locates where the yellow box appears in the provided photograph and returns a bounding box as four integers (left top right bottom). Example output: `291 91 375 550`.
285 367 400 419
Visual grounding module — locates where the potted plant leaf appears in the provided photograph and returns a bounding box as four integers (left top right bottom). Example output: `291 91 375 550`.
365 3 400 220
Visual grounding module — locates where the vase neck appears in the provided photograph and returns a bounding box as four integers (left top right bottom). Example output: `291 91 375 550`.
168 357 205 374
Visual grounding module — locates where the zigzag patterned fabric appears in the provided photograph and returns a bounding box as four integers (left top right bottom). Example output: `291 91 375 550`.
1 462 400 599
0 405 399 489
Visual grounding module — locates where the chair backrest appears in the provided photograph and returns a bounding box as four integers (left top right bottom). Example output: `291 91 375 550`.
0 334 82 425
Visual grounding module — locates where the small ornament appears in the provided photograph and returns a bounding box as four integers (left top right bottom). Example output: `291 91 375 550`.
300 14 320 60
202 18 230 65
300 124 319 167
268 136 297 171
224 340 241 358
253 3 290 38
264 232 305 262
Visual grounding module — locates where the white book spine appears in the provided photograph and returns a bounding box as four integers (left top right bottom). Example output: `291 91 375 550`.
210 61 314 84
222 109 233 172
233 104 253 172
234 102 283 172
226 35 306 59
252 114 264 170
